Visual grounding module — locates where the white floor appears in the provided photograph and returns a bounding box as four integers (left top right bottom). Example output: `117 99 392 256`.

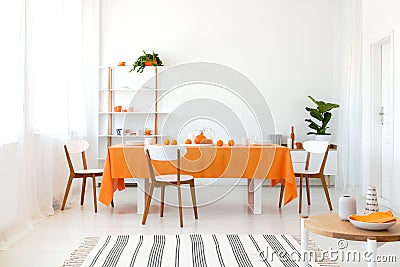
0 185 399 267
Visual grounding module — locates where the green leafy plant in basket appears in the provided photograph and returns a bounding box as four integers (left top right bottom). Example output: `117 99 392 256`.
129 50 163 73
305 96 340 135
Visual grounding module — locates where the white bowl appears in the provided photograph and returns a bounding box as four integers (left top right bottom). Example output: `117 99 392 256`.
348 216 397 231
252 140 273 146
125 140 144 146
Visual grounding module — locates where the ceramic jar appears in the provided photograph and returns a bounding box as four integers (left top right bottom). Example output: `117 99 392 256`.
338 195 357 220
365 185 379 214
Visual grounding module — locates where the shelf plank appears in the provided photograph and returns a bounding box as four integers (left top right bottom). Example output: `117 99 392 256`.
99 65 130 69
98 112 169 114
98 134 167 138
98 88 167 92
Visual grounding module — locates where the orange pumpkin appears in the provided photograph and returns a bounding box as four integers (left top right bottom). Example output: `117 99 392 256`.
185 139 192 144
200 138 213 144
216 140 223 146
228 139 235 146
194 133 206 144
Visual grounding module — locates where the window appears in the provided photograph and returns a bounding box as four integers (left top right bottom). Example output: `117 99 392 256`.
0 1 24 144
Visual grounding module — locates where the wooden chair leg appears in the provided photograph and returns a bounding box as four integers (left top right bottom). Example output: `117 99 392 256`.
305 176 311 205
61 175 74 211
189 181 198 219
111 199 114 207
278 181 285 208
80 177 87 205
142 183 155 225
92 175 97 213
298 174 303 213
177 185 183 227
327 175 331 188
160 185 165 217
320 175 333 210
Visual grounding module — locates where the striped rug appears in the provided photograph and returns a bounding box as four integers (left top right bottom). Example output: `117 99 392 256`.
62 234 338 267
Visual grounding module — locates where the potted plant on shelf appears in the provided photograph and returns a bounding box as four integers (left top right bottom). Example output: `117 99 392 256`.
129 50 163 73
305 96 339 141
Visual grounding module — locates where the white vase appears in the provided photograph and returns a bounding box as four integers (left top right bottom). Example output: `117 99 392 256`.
338 195 357 220
365 185 379 214
314 134 332 142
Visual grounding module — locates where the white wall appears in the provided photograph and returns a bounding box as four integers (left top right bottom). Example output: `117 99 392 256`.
361 0 400 211
99 0 339 142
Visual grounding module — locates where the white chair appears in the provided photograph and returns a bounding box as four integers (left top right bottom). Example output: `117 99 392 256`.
61 140 104 213
142 145 198 227
280 140 332 213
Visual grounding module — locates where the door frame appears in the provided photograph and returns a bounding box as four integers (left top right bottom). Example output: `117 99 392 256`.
369 30 395 209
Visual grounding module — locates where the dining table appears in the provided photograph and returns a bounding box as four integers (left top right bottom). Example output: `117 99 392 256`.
98 144 297 215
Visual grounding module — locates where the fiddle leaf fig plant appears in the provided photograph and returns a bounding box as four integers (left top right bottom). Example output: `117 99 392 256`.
305 96 339 135
129 50 163 73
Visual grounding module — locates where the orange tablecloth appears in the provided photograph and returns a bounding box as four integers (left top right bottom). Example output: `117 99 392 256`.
99 144 297 206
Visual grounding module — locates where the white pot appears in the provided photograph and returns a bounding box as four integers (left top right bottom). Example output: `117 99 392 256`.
314 134 331 142
339 195 357 220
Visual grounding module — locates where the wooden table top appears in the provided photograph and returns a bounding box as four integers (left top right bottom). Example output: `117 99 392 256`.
304 214 400 242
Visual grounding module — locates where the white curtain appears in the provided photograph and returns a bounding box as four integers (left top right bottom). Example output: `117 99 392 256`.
334 0 363 191
0 0 99 249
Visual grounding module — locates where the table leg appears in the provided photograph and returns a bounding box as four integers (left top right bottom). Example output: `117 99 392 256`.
136 178 149 215
247 178 263 214
301 216 309 267
366 238 377 267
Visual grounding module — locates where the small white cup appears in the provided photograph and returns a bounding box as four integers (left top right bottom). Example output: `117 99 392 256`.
241 138 250 146
144 137 155 145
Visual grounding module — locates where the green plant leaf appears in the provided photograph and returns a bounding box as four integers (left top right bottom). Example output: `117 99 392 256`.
308 96 318 105
322 112 332 128
305 119 320 131
308 96 325 107
317 127 326 134
318 103 340 113
309 109 323 121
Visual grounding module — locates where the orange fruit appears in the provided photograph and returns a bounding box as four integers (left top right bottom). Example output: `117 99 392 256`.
170 139 177 145
228 139 235 146
194 133 206 144
164 139 170 145
185 139 192 144
216 140 223 146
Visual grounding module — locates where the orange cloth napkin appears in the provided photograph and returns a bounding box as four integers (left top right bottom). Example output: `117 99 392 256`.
350 211 397 223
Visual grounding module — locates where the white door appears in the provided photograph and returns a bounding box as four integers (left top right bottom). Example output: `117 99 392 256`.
371 35 394 205
380 41 393 202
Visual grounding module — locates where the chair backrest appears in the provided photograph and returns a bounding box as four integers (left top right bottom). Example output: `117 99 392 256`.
65 140 89 154
144 145 187 183
64 140 90 173
145 145 187 161
302 140 329 174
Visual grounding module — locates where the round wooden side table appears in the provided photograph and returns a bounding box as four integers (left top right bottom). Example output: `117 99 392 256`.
301 214 400 267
